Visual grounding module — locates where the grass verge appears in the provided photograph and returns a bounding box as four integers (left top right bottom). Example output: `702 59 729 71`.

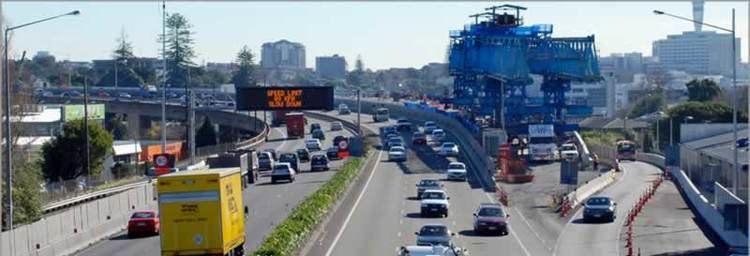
252 156 367 256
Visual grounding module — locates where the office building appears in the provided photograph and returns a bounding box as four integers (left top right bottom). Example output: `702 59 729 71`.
598 52 644 83
652 31 741 76
261 40 306 69
316 54 347 79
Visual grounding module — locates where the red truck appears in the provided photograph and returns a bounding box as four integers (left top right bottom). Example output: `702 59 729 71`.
285 112 305 138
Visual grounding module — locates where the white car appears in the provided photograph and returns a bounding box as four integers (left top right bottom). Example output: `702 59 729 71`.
415 223 454 246
398 245 467 256
559 143 579 160
305 139 322 151
438 142 459 157
388 146 407 162
431 129 446 143
330 121 343 131
446 162 467 181
420 190 450 217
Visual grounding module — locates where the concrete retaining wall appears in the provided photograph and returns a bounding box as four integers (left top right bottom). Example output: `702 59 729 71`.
0 182 157 256
635 152 747 251
335 97 496 192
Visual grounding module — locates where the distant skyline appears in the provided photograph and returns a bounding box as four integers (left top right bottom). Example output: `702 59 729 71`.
3 1 748 70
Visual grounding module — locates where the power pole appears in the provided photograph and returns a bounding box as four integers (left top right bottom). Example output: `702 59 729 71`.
188 90 195 165
0 0 4 230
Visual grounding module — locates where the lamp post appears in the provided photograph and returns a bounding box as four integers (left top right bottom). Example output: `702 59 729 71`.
3 10 80 232
655 9 739 194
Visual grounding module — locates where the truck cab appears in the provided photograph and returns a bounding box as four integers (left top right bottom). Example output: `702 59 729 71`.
527 124 558 162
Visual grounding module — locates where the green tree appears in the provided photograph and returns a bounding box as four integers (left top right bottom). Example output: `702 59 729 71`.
96 30 144 87
196 118 217 147
1 160 44 225
686 79 721 102
347 55 366 86
655 101 747 146
41 119 114 180
232 46 258 87
628 94 665 118
159 13 196 88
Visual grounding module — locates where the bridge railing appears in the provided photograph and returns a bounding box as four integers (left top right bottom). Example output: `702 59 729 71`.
335 97 497 192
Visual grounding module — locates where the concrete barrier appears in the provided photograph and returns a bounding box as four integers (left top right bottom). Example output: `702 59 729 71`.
0 182 158 256
335 97 496 192
565 170 617 209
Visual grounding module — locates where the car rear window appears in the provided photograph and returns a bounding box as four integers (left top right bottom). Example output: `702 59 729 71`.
587 197 610 205
422 192 446 199
132 212 154 219
419 226 447 236
419 180 438 186
258 153 269 159
443 143 455 147
478 207 504 217
448 164 464 169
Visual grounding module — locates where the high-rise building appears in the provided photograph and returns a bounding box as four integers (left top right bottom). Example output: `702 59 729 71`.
652 31 740 76
693 0 704 32
598 52 644 82
315 54 347 79
260 40 306 69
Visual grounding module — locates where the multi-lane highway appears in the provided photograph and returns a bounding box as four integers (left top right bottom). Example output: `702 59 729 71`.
305 111 550 256
75 115 353 256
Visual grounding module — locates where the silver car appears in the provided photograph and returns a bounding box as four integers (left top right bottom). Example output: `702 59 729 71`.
415 224 454 247
331 121 343 131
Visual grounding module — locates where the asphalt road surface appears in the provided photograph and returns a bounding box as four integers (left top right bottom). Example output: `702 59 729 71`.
554 161 661 256
75 115 352 256
307 111 546 256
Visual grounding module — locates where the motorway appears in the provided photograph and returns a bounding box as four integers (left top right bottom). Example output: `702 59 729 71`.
75 114 353 255
306 111 547 256
554 161 661 256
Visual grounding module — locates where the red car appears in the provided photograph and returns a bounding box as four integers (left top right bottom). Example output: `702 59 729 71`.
412 132 427 145
127 210 160 237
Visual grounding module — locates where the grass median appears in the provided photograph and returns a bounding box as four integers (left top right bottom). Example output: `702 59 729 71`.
253 154 368 256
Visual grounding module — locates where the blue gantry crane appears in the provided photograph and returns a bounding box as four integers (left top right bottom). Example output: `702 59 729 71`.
448 4 601 135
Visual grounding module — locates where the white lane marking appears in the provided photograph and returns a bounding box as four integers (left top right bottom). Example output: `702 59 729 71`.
324 149 384 256
483 192 531 256
509 206 551 251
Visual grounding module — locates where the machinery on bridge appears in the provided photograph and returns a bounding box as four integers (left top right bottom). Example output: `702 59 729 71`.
448 4 601 136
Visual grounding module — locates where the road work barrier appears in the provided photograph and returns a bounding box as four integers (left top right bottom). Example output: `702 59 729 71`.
560 170 617 216
335 97 497 192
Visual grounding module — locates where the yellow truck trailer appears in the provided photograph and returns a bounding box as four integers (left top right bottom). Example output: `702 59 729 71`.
157 168 245 256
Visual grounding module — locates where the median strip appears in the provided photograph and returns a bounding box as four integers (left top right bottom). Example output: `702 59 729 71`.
253 151 370 256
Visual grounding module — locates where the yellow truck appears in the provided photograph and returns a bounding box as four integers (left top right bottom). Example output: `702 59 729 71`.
157 168 246 256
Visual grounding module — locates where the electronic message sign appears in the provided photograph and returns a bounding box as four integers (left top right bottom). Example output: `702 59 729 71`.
236 86 334 111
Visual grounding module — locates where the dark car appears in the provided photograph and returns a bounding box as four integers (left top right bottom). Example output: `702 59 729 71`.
312 129 326 140
310 154 330 171
310 123 322 134
383 125 398 135
396 118 413 132
278 152 300 172
583 196 617 222
473 203 509 235
296 148 310 162
412 132 427 145
326 146 340 160
262 148 277 161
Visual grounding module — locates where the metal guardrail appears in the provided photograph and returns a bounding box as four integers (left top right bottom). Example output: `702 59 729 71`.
41 113 270 214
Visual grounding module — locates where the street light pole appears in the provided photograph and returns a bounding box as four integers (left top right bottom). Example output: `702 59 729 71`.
161 0 167 153
3 9 80 233
654 8 740 194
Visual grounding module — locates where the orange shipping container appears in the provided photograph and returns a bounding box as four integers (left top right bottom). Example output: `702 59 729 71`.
140 142 184 162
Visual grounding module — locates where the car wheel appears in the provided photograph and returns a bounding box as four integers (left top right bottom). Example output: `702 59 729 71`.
444 212 449 218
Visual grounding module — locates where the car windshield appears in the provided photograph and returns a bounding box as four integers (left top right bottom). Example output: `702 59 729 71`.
132 212 154 219
280 154 296 160
442 143 455 148
296 149 307 154
587 197 611 206
478 207 504 217
561 145 576 151
419 180 439 186
422 192 446 200
434 131 445 136
448 163 464 169
419 226 447 236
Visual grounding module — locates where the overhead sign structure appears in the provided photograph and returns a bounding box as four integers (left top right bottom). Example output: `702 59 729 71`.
236 86 334 111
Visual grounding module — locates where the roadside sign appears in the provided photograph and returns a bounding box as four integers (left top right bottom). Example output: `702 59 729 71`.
560 160 579 185
153 153 176 177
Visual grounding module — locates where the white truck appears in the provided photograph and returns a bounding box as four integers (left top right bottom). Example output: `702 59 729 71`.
527 124 557 162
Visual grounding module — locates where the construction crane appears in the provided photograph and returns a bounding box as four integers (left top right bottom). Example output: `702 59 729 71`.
448 4 601 136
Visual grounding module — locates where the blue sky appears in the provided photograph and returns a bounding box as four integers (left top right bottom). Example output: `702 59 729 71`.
3 1 748 70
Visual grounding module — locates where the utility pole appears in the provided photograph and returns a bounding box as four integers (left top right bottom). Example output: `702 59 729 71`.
1 0 4 230
188 90 195 165
160 0 167 153
83 75 90 183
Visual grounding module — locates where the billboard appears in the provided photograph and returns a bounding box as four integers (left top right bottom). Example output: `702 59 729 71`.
63 104 105 122
236 86 334 111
